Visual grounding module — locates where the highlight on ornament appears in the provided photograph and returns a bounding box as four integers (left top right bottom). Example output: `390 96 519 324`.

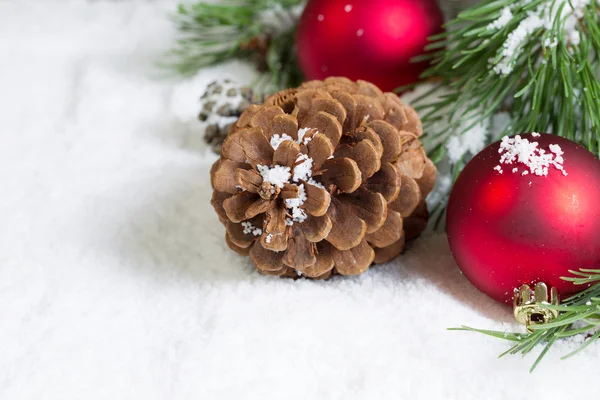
295 0 444 92
210 77 436 278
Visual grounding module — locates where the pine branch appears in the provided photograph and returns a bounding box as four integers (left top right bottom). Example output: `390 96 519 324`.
414 0 600 209
453 269 600 372
431 0 600 369
165 0 305 92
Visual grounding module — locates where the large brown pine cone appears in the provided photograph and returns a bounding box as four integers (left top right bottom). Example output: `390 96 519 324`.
210 77 436 278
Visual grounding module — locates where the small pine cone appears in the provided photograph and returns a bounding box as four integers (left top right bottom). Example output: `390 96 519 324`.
200 80 266 154
210 77 436 278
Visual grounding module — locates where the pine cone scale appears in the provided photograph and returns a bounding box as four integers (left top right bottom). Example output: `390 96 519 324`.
333 140 380 181
302 183 330 217
320 158 362 193
325 198 367 251
250 242 285 272
301 214 332 243
365 210 404 248
390 176 421 217
332 239 375 276
221 132 247 163
338 189 387 234
261 230 287 252
362 163 400 202
269 114 299 140
369 120 403 163
240 127 274 167
283 227 316 269
249 105 285 132
235 169 262 193
265 203 287 235
307 134 334 169
213 160 248 194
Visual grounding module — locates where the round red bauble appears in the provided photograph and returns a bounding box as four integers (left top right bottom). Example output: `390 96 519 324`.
447 133 600 304
295 0 444 92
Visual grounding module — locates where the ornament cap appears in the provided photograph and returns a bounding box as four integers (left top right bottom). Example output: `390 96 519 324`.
513 283 559 333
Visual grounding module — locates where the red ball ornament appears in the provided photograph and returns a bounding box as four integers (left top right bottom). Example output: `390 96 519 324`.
447 133 600 304
295 0 444 92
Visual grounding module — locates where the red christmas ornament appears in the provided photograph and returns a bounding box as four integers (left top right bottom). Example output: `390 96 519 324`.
295 0 444 92
447 133 600 304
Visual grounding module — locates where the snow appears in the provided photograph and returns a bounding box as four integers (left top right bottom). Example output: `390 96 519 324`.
496 134 568 176
199 80 244 129
258 2 304 35
257 165 292 188
402 85 491 168
291 206 308 223
242 221 262 237
446 116 489 163
307 177 326 190
271 128 313 150
270 133 294 150
258 145 314 225
488 7 513 30
292 154 313 183
297 127 313 145
2 1 600 399
492 0 590 75
544 37 558 49
494 10 549 75
285 184 308 223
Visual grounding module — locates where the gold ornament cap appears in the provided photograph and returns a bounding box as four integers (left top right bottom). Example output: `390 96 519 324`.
513 282 559 332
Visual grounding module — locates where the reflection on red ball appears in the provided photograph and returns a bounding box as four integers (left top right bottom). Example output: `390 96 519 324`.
296 0 444 92
447 133 600 304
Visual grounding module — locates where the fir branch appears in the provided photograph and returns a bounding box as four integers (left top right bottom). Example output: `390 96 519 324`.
453 269 600 372
431 0 600 370
166 0 305 92
414 0 600 209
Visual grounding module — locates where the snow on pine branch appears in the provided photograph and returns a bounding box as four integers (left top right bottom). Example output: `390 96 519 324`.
258 2 305 35
401 85 492 210
489 0 591 75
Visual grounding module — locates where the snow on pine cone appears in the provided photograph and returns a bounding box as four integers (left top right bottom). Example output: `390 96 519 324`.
210 77 436 278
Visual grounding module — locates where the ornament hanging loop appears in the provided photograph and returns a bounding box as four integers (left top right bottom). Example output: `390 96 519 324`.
513 283 560 333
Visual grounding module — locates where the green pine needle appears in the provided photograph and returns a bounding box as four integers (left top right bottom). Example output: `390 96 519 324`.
454 269 600 371
414 0 600 211
165 0 305 92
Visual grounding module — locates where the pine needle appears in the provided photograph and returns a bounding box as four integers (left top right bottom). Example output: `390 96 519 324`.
414 0 600 210
165 0 305 92
453 268 600 371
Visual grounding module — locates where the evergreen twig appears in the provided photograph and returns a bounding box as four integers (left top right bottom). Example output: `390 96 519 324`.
452 269 600 371
414 0 600 209
166 0 305 92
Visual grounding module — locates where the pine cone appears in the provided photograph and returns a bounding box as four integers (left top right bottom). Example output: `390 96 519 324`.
210 77 436 278
200 80 265 154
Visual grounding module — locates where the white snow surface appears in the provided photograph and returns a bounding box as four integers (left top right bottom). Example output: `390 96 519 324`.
1 1 599 399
